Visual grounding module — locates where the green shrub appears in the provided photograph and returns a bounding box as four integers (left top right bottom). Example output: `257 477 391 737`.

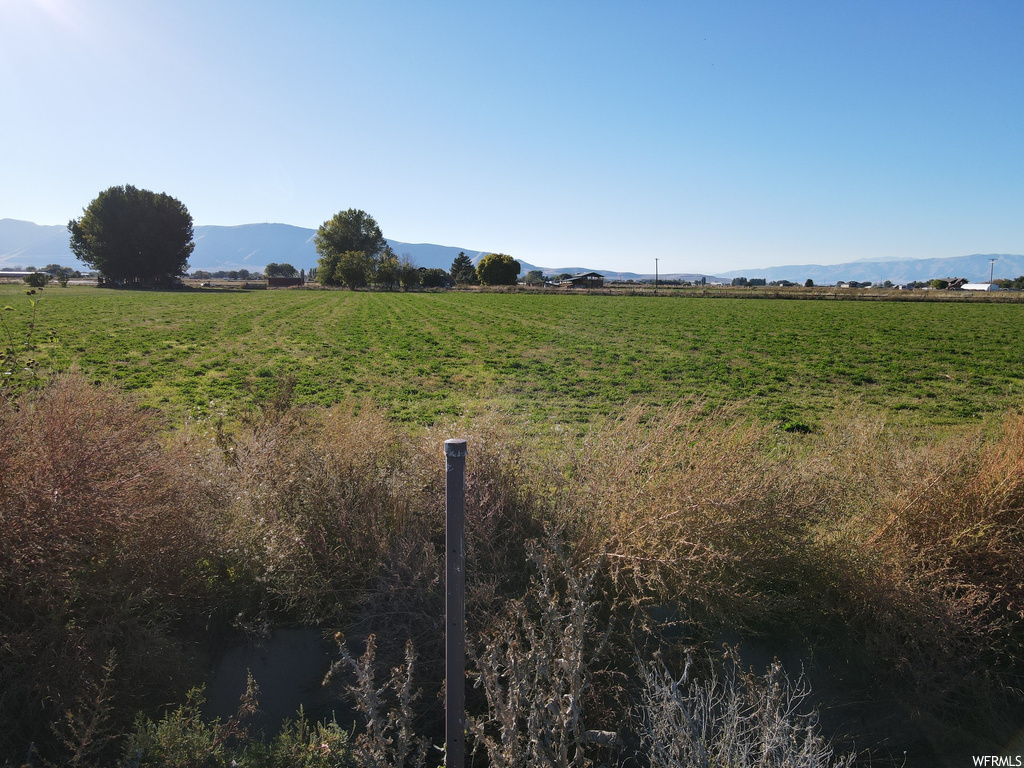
123 680 354 768
22 272 49 288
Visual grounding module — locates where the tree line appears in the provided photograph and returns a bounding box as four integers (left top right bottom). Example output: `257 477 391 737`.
0 263 84 288
66 186 522 290
189 264 302 281
313 208 520 289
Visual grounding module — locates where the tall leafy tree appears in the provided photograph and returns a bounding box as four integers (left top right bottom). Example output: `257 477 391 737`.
420 268 449 288
333 251 374 288
264 262 298 278
68 185 194 284
450 252 477 285
397 254 420 290
375 247 399 290
476 253 520 286
315 209 386 287
42 264 76 278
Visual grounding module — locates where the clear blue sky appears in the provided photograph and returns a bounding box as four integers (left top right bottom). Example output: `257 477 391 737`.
2 0 1022 273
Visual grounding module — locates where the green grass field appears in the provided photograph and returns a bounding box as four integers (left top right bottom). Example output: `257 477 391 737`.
7 284 1024 429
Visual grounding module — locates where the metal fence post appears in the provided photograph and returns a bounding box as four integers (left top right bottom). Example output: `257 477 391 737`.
444 438 467 768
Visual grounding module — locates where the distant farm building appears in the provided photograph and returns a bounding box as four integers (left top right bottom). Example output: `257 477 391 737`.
267 276 304 288
961 283 1000 292
555 272 605 288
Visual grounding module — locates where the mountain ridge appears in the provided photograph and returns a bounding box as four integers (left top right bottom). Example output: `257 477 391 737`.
715 254 1024 285
1 219 1020 284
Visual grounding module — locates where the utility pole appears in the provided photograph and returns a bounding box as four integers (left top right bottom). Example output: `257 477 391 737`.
989 258 997 284
654 258 659 293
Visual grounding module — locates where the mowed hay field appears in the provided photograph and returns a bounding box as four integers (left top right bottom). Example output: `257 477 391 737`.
9 284 1024 429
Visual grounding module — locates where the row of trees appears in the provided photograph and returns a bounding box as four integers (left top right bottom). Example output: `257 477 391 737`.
189 264 302 281
63 187 1024 294
312 209 443 289
1 264 84 288
448 250 520 286
65 187 521 289
994 275 1024 290
314 209 521 289
0 264 82 277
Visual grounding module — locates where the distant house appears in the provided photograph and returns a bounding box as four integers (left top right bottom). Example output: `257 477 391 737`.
555 271 605 288
962 283 1000 292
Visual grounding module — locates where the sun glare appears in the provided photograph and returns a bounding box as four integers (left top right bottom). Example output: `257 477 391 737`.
0 0 87 32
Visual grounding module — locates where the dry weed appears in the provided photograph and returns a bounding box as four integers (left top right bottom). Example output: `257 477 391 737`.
211 402 425 624
554 403 822 630
791 410 1024 752
0 374 219 761
640 654 855 768
325 634 430 768
467 539 620 768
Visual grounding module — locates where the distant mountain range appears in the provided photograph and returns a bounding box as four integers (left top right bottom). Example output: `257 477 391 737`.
715 255 1024 285
0 219 493 274
1 218 1021 284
